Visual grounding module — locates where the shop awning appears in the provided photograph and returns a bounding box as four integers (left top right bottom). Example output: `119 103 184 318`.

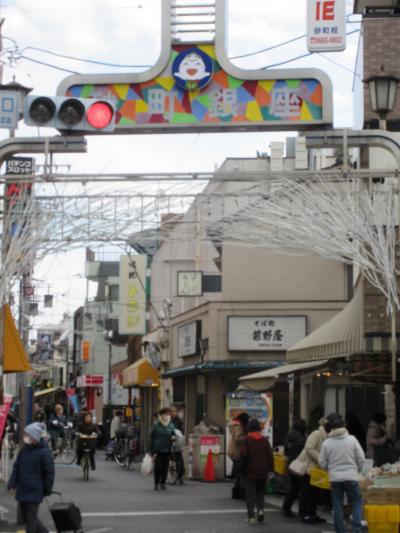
239 360 328 391
162 360 282 379
123 358 160 388
34 387 63 398
287 280 364 363
3 304 31 373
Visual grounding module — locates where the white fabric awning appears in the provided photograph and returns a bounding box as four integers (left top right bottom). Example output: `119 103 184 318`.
287 279 364 363
239 360 328 391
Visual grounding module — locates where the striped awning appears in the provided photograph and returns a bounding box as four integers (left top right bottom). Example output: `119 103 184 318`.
287 279 365 363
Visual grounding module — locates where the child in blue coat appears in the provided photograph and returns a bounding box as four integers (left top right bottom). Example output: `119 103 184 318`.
8 422 55 533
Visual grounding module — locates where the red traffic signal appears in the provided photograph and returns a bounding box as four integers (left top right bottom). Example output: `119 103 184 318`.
24 95 116 133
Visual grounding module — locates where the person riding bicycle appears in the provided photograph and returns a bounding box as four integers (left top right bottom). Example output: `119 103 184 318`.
76 412 98 470
48 404 66 452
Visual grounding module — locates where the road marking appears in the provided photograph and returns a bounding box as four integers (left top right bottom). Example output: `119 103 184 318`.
86 529 112 533
82 509 277 518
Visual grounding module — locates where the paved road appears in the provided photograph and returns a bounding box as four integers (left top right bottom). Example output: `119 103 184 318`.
0 454 334 532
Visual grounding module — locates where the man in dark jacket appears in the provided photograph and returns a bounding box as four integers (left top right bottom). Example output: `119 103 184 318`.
240 418 274 525
282 419 307 518
8 422 55 533
149 407 175 490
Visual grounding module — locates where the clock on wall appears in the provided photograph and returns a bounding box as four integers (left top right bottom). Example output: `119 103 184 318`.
177 271 203 297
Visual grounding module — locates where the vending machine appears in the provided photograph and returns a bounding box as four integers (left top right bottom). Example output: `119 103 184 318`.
226 391 273 475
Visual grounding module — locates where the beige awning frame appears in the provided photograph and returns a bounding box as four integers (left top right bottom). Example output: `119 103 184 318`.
287 278 364 363
238 360 329 391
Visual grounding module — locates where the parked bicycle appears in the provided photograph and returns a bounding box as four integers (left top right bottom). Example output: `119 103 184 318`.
114 424 138 470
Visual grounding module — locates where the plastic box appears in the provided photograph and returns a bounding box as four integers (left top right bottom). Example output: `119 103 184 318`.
273 454 289 476
364 505 400 533
309 467 330 490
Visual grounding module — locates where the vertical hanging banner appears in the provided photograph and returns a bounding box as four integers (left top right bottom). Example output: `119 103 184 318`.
119 255 147 335
307 0 346 52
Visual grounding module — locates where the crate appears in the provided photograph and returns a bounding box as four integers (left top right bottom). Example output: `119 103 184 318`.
309 467 330 490
273 454 288 476
364 505 400 533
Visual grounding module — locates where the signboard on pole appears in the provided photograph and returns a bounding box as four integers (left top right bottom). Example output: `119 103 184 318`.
307 0 346 52
0 91 19 130
118 255 147 335
81 340 90 363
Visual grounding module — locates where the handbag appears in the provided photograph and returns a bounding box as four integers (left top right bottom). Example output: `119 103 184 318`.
288 456 309 477
141 453 154 476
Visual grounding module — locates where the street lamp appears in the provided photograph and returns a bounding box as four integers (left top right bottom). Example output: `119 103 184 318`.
365 72 399 129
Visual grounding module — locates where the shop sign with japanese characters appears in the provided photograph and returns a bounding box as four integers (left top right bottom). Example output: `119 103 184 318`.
307 0 346 52
119 255 147 335
228 316 306 351
177 320 200 357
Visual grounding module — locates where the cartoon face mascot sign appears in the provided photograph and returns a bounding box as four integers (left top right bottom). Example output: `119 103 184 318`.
172 48 214 91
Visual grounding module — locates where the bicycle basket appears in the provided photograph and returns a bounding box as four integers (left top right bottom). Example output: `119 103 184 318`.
116 424 128 438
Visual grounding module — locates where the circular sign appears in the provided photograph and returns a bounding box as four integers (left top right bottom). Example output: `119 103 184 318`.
172 47 214 91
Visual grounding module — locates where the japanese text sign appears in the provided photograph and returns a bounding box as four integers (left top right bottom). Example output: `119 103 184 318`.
0 91 19 130
228 316 306 351
307 0 346 52
119 255 147 335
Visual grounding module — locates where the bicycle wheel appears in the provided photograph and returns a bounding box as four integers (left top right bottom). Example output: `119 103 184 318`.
114 441 129 469
167 459 178 485
61 438 76 465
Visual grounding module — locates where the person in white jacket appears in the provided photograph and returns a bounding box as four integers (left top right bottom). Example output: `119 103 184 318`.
320 412 365 533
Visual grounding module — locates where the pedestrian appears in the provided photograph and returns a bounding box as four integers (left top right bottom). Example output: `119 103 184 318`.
282 418 307 518
8 422 54 533
149 407 175 490
170 406 185 484
32 402 47 424
345 412 366 451
297 416 328 525
366 412 393 466
227 412 249 499
110 410 123 440
47 404 66 453
240 418 274 525
76 412 98 470
320 412 365 533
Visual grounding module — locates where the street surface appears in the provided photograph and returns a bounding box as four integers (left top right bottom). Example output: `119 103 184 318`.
0 455 334 532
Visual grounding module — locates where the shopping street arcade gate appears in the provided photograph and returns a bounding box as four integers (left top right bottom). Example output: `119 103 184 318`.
53 0 333 135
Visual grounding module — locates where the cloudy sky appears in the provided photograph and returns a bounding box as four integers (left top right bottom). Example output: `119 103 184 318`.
0 0 361 326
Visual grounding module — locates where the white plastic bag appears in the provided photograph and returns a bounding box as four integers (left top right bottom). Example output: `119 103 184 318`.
141 453 154 476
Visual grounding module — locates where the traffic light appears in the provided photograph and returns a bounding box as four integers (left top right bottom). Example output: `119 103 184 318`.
24 95 116 132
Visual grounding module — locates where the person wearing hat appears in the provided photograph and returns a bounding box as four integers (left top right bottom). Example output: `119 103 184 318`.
320 412 365 533
8 422 55 533
239 418 274 525
297 416 328 524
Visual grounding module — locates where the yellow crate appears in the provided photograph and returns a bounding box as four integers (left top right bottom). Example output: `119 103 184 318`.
365 505 400 523
309 467 330 490
367 525 399 533
273 454 288 476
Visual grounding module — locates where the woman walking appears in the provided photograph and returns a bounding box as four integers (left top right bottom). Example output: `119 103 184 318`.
282 419 307 518
150 407 176 490
240 418 274 525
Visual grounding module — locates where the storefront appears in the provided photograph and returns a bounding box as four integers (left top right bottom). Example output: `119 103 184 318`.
122 357 160 453
76 374 104 421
